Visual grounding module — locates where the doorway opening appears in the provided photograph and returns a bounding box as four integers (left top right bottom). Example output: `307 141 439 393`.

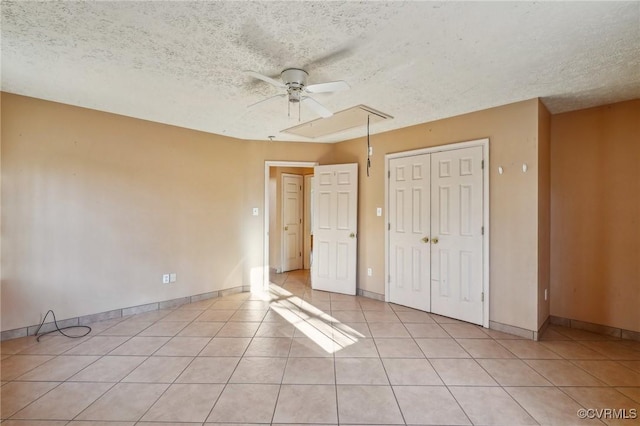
263 161 317 290
261 161 364 355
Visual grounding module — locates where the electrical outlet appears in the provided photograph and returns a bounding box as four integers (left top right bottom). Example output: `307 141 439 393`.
367 268 373 276
376 207 382 217
170 273 177 283
368 146 373 156
162 274 170 284
544 288 548 301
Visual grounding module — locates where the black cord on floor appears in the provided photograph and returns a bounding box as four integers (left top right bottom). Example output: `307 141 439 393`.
34 310 92 342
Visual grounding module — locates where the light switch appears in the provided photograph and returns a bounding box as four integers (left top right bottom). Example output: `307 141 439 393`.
376 207 382 217
252 207 259 216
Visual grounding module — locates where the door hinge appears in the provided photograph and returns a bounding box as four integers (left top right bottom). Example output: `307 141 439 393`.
481 160 484 169
481 292 485 302
388 223 391 231
299 251 302 257
388 275 391 283
481 226 484 235
388 170 390 179
300 218 302 224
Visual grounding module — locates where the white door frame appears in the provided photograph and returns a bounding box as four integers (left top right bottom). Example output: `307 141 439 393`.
384 138 490 328
303 174 314 270
264 161 318 290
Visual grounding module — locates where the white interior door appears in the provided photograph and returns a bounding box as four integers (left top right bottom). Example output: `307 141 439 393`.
388 154 431 311
430 146 484 325
282 174 303 272
312 164 358 295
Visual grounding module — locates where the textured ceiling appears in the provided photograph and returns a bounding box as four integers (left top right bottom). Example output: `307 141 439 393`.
2 1 639 143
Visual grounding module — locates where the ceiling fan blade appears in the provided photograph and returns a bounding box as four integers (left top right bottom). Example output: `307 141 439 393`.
302 44 355 70
237 21 289 66
305 80 350 94
244 70 286 89
301 96 333 118
248 94 287 109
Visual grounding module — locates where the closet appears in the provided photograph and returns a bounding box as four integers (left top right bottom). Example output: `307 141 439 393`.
388 144 485 325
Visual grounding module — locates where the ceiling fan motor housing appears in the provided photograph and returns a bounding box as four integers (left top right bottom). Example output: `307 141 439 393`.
244 67 343 118
282 68 308 103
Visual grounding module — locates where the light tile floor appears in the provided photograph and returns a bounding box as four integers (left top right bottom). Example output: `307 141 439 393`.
1 269 639 425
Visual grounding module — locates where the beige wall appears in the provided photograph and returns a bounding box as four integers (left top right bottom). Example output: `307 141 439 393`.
550 100 640 332
0 94 3 318
333 99 546 332
1 92 559 335
538 100 551 329
268 166 313 272
0 93 333 331
3 91 635 336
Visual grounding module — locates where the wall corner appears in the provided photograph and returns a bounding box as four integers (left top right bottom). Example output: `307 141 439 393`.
537 99 551 330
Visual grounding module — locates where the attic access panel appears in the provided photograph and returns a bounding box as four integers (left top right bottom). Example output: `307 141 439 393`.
281 105 392 139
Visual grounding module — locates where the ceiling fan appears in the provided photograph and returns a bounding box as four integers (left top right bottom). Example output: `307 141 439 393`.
245 68 350 119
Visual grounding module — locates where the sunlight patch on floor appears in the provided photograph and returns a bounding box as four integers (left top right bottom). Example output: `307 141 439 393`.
254 283 363 354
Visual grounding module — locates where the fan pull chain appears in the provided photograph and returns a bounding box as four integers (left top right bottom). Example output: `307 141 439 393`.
367 115 371 177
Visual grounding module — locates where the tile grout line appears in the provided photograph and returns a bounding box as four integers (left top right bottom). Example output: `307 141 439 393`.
171 304 232 424
103 302 211 422
202 293 259 424
452 325 545 425
66 381 120 423
6 332 129 420
370 310 409 426
394 304 535 426
269 272 297 425
397 306 472 426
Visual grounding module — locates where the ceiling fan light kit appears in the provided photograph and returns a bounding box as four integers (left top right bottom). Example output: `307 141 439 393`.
245 68 350 120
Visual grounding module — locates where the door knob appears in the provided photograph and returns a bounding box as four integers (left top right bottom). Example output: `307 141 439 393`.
432 237 439 244
349 232 356 238
421 237 429 243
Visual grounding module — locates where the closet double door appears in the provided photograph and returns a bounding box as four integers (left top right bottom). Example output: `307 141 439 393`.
389 146 484 325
